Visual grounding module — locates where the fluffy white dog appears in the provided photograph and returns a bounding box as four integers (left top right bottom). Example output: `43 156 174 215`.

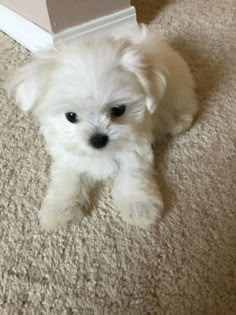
9 25 198 231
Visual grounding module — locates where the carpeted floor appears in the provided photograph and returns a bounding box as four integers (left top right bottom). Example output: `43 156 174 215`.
0 0 235 314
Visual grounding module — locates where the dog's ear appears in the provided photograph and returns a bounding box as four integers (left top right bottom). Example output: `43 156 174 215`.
118 43 166 114
7 55 56 112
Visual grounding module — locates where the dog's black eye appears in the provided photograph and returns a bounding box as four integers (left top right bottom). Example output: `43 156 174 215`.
65 112 78 123
110 105 126 118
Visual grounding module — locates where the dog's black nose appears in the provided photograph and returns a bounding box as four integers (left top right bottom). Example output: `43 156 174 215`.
89 133 109 149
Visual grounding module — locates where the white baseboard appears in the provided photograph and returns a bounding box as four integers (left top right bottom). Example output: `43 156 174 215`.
0 5 137 53
54 7 137 43
0 4 53 52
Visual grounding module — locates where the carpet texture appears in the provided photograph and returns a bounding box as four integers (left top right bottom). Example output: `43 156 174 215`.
0 0 236 314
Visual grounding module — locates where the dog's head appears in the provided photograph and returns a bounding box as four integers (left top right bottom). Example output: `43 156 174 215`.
8 36 163 157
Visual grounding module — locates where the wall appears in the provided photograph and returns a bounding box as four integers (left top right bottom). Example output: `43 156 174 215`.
0 0 130 33
47 0 130 32
0 0 52 31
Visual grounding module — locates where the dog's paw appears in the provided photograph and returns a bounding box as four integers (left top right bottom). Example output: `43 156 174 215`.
117 194 164 228
39 203 83 231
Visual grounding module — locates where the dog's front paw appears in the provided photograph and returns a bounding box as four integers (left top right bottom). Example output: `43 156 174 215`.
39 202 83 231
116 194 164 228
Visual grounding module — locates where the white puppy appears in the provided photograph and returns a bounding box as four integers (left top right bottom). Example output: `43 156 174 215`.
9 25 198 231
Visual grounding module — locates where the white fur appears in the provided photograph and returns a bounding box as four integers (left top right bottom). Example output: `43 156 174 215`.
8 25 198 231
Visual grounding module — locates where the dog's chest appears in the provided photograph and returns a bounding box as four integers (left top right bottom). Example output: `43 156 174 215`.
59 152 119 180
77 155 119 179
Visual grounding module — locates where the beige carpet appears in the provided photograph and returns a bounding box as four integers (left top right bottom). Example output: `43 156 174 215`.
0 0 236 314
